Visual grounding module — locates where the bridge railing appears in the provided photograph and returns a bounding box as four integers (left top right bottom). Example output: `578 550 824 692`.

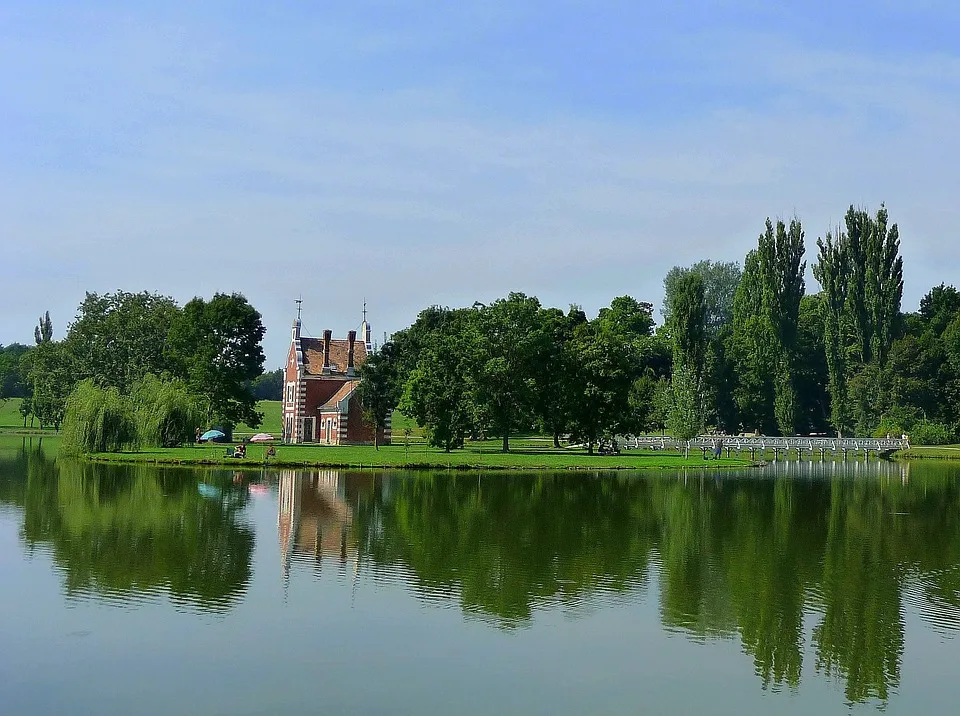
618 435 910 453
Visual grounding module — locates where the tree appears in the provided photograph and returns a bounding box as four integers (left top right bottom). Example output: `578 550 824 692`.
21 341 72 430
166 293 266 431
400 310 480 452
758 217 806 435
60 380 138 454
665 273 708 441
132 375 208 448
662 260 742 337
34 311 53 344
566 318 639 453
0 343 30 399
65 291 181 392
357 344 402 449
473 293 552 452
249 369 283 401
529 306 586 447
814 205 903 435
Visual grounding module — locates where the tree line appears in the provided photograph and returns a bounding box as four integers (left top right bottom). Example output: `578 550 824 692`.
0 291 267 448
361 204 960 448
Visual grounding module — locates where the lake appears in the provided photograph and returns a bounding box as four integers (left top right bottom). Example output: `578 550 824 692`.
1 437 959 714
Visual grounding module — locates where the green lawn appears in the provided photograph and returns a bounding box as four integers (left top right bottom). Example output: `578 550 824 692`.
895 445 960 460
89 439 754 470
0 398 24 428
235 400 282 436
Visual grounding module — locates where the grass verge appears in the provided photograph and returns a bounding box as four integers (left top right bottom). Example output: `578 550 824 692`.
88 441 756 470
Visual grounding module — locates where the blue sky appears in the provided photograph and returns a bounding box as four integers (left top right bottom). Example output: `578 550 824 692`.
2 1 959 366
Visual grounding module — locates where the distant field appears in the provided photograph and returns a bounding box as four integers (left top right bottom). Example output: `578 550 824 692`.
0 398 32 429
235 400 282 436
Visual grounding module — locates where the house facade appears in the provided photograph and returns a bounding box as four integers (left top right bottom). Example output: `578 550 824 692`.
282 315 390 445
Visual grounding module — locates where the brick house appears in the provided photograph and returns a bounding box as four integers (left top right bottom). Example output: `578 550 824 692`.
282 315 390 445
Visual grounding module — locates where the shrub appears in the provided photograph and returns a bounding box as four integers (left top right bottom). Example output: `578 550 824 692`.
907 421 956 446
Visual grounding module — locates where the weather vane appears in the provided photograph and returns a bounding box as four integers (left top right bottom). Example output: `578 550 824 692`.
295 296 303 322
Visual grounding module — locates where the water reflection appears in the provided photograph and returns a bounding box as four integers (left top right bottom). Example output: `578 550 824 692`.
0 441 255 613
4 441 960 706
275 463 960 704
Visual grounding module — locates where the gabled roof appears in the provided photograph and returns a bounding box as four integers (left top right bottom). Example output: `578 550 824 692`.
319 380 359 412
300 337 368 377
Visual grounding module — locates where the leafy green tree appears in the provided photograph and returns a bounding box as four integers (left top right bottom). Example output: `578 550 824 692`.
662 260 742 336
65 291 181 392
814 205 903 435
566 316 641 452
357 344 402 449
0 343 30 399
21 341 73 430
400 309 480 452
529 306 586 447
666 273 707 441
249 369 283 401
473 293 552 452
758 217 806 435
166 293 266 432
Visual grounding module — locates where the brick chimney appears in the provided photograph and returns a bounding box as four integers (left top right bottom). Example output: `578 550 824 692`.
347 330 356 375
323 330 332 373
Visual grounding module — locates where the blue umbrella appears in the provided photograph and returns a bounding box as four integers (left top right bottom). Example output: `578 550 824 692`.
200 429 225 441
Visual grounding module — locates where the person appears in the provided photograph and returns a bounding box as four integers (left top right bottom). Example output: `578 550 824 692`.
195 427 202 443
713 438 723 460
266 445 276 458
234 443 246 459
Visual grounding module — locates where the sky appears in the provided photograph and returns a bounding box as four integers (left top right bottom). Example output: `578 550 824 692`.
2 1 959 367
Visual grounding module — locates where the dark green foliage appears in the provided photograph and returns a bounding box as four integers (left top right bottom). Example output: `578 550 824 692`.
166 293 266 430
666 273 707 440
249 369 283 401
34 311 53 344
662 260 742 336
814 205 903 436
65 291 181 392
21 341 73 430
357 345 401 449
0 343 30 399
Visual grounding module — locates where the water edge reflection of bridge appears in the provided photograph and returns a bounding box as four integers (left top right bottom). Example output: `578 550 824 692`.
620 435 910 460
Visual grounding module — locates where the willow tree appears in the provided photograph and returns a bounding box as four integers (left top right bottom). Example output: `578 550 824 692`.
132 375 208 448
60 380 137 455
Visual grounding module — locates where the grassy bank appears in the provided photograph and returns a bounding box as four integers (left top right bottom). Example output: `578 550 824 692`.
88 440 755 470
894 445 960 460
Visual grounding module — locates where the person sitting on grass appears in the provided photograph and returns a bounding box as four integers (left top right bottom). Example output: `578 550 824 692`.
234 443 246 459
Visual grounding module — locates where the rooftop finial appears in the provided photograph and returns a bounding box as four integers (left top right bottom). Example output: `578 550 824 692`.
295 296 303 322
362 298 367 323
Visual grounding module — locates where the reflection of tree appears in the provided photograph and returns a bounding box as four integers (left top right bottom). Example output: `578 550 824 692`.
813 481 905 702
347 465 960 703
1 445 254 612
354 472 657 627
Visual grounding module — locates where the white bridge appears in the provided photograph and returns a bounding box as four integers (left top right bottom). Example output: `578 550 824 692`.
619 435 910 459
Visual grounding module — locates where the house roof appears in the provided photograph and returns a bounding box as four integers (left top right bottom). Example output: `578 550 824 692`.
319 380 359 411
300 337 368 377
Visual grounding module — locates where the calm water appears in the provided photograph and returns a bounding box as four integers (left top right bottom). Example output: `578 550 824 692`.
2 438 959 714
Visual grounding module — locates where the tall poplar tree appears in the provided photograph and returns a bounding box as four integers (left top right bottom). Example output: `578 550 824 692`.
814 205 903 436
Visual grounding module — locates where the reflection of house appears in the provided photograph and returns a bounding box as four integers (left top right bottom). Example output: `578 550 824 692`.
278 470 361 580
282 309 391 445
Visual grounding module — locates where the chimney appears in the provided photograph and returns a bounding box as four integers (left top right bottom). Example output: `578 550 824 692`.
347 330 356 374
323 330 332 372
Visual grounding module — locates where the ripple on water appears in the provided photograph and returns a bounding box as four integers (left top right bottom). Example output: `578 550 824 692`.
903 571 960 638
